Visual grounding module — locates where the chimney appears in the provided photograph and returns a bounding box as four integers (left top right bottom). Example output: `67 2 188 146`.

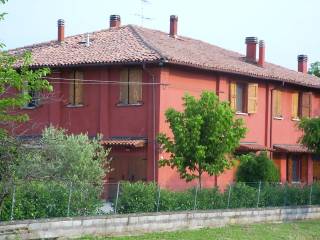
57 19 65 42
258 40 265 67
110 15 121 28
169 15 178 37
245 37 258 62
298 54 308 73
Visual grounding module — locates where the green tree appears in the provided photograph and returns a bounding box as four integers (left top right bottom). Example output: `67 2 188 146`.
0 0 51 128
158 91 246 188
298 117 320 154
236 152 280 183
308 61 320 77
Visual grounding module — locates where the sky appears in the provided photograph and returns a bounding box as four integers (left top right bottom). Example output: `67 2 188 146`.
0 0 319 71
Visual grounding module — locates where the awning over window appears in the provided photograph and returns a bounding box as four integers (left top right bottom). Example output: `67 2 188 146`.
238 142 269 152
101 137 147 148
272 144 312 153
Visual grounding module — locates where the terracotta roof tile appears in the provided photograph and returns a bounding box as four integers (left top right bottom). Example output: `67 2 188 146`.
101 136 147 148
238 142 269 152
273 144 312 153
8 25 320 89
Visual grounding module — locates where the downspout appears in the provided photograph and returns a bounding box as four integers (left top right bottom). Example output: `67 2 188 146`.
142 63 157 183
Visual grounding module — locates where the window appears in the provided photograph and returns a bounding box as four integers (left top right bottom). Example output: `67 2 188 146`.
23 90 41 108
292 92 311 119
230 82 258 114
69 71 84 106
272 90 282 118
119 68 142 105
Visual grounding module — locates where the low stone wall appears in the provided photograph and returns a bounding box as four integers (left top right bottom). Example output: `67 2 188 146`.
1 206 320 239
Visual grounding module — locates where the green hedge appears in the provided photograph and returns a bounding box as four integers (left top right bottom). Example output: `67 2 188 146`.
0 181 102 221
115 181 320 214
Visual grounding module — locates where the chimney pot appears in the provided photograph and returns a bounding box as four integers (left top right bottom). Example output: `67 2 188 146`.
258 40 265 67
298 54 308 73
57 19 65 42
245 36 258 62
110 15 121 28
169 15 178 37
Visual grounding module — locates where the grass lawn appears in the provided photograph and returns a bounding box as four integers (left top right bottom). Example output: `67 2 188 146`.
79 220 320 240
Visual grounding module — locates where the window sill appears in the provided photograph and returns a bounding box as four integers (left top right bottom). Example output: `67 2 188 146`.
273 116 284 120
116 103 144 107
292 118 301 122
235 112 248 116
66 104 85 108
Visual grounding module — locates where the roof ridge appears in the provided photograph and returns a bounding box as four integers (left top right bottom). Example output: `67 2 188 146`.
128 25 167 61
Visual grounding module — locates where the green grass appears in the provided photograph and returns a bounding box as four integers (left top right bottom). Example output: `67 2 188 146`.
79 220 320 240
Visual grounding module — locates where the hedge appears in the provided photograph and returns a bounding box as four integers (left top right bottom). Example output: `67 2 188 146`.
114 181 320 214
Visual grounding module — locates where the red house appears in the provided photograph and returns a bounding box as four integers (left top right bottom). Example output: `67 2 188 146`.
8 15 320 191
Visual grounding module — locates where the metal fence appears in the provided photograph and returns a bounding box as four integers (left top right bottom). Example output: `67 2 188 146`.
0 180 319 221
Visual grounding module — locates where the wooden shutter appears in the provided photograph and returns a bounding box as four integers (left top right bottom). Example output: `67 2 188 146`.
292 92 299 119
129 68 142 104
247 83 258 114
272 90 282 117
301 92 312 118
69 71 75 105
230 82 237 110
74 71 84 105
120 68 129 104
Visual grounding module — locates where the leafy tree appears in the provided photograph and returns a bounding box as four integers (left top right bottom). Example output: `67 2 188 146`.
298 117 320 154
308 61 320 77
236 152 280 183
0 0 51 129
0 126 111 218
158 91 246 188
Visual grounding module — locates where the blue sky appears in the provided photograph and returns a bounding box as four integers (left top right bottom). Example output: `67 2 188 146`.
1 0 319 70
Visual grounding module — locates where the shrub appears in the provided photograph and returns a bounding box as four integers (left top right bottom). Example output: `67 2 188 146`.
236 152 280 183
0 181 101 221
115 181 157 214
227 183 257 208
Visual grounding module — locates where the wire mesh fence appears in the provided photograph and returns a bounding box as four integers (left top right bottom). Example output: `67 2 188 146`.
1 180 320 221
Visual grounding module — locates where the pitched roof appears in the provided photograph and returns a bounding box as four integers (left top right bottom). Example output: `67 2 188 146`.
8 25 320 89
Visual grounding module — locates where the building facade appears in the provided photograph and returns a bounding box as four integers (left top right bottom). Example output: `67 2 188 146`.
8 15 320 192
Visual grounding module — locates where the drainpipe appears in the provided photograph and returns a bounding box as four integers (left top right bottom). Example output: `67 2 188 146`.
142 63 157 183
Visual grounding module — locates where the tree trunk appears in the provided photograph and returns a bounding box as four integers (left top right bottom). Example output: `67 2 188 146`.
198 171 202 190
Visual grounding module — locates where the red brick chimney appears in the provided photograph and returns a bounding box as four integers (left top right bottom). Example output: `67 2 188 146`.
298 54 308 73
169 15 178 37
110 15 121 28
258 40 265 67
245 37 258 62
57 19 65 42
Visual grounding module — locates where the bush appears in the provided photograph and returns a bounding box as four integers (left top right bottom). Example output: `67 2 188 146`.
0 181 102 221
236 152 280 183
0 126 111 221
115 181 157 214
114 181 316 214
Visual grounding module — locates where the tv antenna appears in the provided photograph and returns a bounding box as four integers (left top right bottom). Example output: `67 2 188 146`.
134 0 153 26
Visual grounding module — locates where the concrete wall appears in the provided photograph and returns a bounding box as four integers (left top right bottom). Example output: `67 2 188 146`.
1 206 320 239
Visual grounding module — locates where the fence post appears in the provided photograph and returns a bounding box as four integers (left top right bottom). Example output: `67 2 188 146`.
67 182 73 217
114 182 120 214
283 185 287 207
309 184 313 206
193 185 199 211
256 181 262 208
10 184 16 221
227 184 232 209
156 185 161 212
